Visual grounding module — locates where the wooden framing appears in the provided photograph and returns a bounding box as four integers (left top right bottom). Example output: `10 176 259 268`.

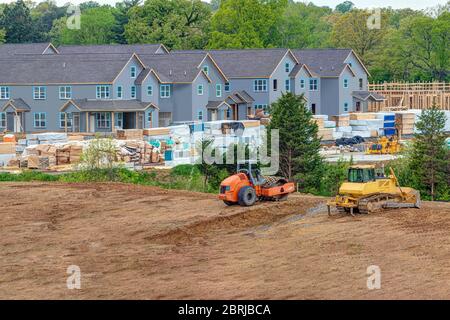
368 81 450 111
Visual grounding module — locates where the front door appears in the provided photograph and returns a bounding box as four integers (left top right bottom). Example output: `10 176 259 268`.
73 113 80 132
6 112 14 132
89 114 95 133
356 101 361 112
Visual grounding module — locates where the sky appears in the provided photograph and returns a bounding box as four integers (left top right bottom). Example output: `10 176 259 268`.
0 0 447 10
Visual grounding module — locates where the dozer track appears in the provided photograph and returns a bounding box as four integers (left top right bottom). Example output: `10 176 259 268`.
357 193 403 214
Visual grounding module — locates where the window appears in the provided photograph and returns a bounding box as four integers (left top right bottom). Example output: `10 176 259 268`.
255 104 268 112
300 79 305 89
197 84 204 95
96 85 110 99
216 84 222 97
160 84 171 98
117 86 123 99
224 82 230 92
273 79 278 91
0 112 6 128
197 110 203 121
285 79 290 92
0 87 10 99
59 112 72 128
95 112 111 129
34 112 46 128
59 86 72 99
343 79 349 88
115 112 123 128
203 66 209 75
131 85 136 98
309 79 318 91
359 78 364 90
130 66 136 78
344 102 349 112
147 85 153 96
253 79 268 92
147 111 152 127
285 62 290 72
311 103 316 114
226 108 231 118
33 86 46 100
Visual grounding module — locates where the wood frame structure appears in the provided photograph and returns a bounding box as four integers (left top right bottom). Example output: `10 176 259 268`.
368 82 450 111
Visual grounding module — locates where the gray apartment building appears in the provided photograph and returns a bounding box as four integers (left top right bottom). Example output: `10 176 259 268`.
0 42 381 133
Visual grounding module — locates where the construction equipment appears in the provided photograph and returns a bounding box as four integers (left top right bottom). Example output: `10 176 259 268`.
219 160 296 206
367 128 401 155
327 165 420 216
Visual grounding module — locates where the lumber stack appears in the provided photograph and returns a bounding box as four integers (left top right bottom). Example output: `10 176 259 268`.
118 140 162 164
395 112 415 135
330 115 350 127
116 129 144 140
349 113 376 120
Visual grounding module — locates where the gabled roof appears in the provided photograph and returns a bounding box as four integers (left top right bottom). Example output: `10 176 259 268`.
0 42 58 56
352 91 385 101
292 48 354 77
206 100 231 109
2 98 31 112
173 48 295 78
289 63 313 78
138 53 211 83
226 90 255 104
0 53 135 84
57 43 168 55
60 99 159 112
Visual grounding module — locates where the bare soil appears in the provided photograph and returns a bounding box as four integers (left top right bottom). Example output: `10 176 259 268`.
0 182 449 299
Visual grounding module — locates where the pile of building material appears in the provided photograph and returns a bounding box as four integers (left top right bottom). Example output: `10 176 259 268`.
395 112 415 135
0 142 16 167
312 115 335 140
116 129 144 140
349 113 384 138
26 132 68 145
117 140 162 164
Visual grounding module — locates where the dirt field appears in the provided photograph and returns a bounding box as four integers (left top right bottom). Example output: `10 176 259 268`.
0 182 449 300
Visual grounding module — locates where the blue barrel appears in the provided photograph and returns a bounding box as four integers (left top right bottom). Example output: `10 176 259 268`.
164 150 173 161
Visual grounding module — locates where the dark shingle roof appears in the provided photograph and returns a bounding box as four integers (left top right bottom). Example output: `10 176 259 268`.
292 49 353 77
138 53 209 83
57 44 167 55
65 99 157 111
173 48 291 78
352 91 385 101
206 101 230 109
0 43 56 56
2 98 31 112
0 54 134 84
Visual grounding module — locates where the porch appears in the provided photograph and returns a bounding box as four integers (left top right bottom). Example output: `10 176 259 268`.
60 99 158 133
206 90 255 121
1 99 31 133
352 91 385 112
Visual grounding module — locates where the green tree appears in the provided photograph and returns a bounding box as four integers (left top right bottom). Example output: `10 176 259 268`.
208 0 287 49
112 0 141 44
268 93 323 192
275 2 332 48
125 0 211 49
0 0 35 43
31 0 67 42
335 1 354 13
0 28 5 43
408 106 449 200
50 6 116 45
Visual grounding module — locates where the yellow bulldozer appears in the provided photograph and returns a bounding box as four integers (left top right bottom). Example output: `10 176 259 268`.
327 165 420 216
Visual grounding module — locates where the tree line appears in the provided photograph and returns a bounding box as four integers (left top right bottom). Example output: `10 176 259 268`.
0 0 448 82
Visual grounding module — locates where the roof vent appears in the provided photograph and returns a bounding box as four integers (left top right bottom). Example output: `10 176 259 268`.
184 70 187 76
63 62 66 68
169 70 172 75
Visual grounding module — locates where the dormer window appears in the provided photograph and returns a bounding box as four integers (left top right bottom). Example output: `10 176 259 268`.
285 62 290 72
131 66 136 78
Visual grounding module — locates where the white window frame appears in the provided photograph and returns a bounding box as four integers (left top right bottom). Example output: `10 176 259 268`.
130 66 136 78
253 79 268 92
117 86 123 99
216 84 222 97
197 110 203 121
0 86 10 100
33 86 46 100
285 62 290 72
0 112 6 128
203 66 209 75
147 85 153 96
309 79 318 91
285 79 290 92
300 79 305 89
131 85 136 99
160 84 171 98
34 112 46 128
197 84 204 95
96 85 110 99
95 112 111 129
59 86 72 99
344 102 349 112
343 79 349 88
59 112 72 128
115 112 123 128
147 111 152 127
224 82 230 92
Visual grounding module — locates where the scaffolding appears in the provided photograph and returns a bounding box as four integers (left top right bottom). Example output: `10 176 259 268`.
368 82 450 112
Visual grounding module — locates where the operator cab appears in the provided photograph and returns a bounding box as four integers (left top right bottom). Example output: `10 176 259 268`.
347 165 385 183
237 160 265 186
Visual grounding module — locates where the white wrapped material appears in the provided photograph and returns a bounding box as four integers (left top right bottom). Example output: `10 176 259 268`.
324 121 336 128
336 126 352 133
350 120 369 126
313 115 328 120
36 132 68 141
0 154 16 166
332 131 344 139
